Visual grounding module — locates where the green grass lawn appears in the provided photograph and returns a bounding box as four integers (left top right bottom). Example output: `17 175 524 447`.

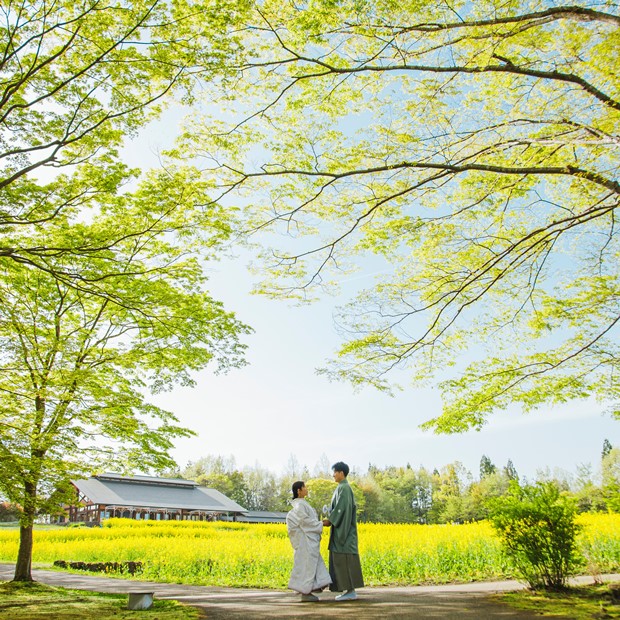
500 582 620 619
0 582 201 619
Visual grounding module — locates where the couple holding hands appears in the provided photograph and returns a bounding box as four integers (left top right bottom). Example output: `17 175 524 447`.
285 461 364 603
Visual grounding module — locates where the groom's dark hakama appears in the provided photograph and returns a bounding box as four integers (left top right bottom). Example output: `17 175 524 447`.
328 479 364 591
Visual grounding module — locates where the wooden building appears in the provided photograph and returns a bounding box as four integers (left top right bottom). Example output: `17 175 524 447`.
64 473 247 524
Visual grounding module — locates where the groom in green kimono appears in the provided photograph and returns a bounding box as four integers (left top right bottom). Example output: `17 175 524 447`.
322 461 364 601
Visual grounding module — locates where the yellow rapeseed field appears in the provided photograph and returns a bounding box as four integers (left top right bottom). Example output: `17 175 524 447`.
0 514 618 588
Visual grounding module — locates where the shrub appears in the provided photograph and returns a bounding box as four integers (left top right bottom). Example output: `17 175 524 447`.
488 481 582 589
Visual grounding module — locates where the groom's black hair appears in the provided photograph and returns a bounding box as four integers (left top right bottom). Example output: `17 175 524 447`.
332 461 349 477
292 480 305 499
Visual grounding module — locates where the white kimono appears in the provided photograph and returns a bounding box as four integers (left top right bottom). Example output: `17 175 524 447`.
286 498 332 594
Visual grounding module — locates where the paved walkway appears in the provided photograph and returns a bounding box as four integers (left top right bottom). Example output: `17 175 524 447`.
2 564 618 619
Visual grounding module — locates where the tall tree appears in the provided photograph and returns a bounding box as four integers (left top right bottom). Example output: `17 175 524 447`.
503 459 519 482
480 455 497 479
572 463 606 513
372 465 434 523
312 453 333 478
601 447 620 512
409 468 434 524
241 465 280 511
0 167 250 582
186 0 620 432
429 462 470 523
183 455 250 508
356 475 384 523
467 470 511 520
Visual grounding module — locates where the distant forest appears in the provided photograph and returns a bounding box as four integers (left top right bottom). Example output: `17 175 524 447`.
0 441 617 524
174 440 619 524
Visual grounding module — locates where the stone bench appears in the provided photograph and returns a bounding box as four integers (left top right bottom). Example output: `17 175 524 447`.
127 591 155 610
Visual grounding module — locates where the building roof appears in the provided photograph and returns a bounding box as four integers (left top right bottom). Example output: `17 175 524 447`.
72 474 246 513
98 473 197 487
239 511 287 523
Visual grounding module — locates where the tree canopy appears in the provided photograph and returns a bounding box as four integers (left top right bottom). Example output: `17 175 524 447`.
183 0 620 432
0 0 247 287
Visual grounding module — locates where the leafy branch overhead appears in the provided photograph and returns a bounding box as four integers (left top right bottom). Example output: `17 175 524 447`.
0 0 248 289
184 0 620 432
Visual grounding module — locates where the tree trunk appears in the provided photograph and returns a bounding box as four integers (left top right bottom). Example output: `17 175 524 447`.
14 479 37 582
14 522 34 581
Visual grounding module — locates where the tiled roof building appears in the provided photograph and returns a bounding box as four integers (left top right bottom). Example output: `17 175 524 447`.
66 473 247 524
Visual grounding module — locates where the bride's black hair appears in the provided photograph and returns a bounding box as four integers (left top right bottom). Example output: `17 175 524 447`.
292 480 305 499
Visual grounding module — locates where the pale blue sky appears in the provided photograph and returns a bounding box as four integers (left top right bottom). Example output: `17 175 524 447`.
125 111 619 483
152 246 619 482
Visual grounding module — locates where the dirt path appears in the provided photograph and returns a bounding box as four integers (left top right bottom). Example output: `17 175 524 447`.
4 564 617 619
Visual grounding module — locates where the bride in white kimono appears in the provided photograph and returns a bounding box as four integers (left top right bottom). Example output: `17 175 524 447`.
286 481 332 602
